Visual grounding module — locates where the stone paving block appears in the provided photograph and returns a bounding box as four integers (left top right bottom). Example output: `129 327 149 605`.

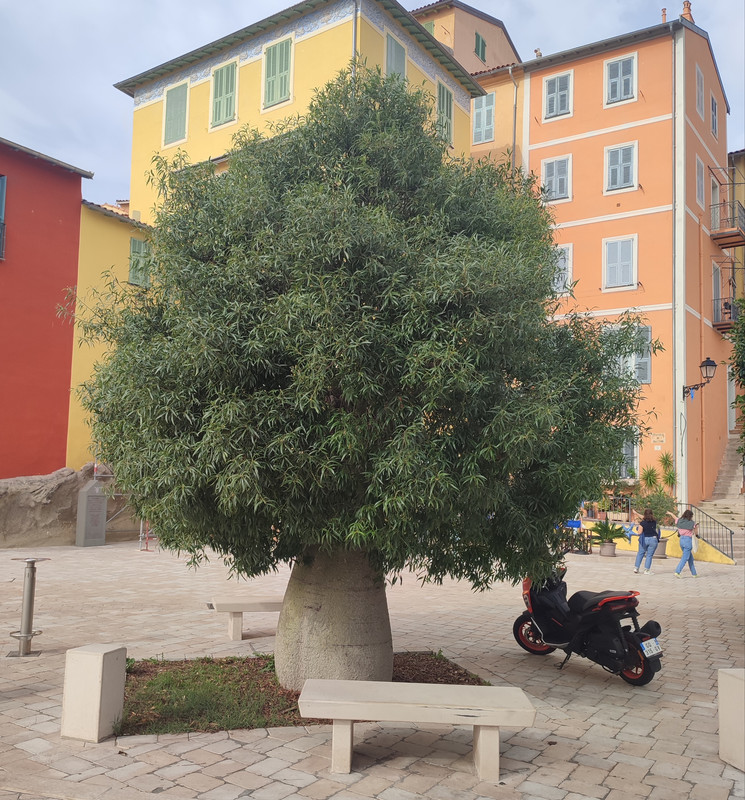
603 776 652 796
251 781 300 800
515 779 568 799
223 767 273 791
198 783 248 800
249 756 295 777
296 777 349 798
177 770 224 792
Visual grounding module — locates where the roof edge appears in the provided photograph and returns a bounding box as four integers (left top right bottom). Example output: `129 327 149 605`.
0 137 93 179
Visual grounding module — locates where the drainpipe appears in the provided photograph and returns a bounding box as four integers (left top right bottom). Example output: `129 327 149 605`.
698 216 707 501
352 0 360 78
508 65 518 173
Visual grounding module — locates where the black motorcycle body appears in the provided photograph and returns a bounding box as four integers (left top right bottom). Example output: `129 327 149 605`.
513 568 663 685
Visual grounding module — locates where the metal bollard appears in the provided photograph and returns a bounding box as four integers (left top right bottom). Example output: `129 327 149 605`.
9 558 49 657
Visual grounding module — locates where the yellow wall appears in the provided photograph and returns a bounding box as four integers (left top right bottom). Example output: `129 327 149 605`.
128 5 475 223
66 204 146 469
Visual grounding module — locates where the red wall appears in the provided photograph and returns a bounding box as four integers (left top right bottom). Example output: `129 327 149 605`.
0 144 83 478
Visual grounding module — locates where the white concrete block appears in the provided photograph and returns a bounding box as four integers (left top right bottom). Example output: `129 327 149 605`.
61 644 127 742
718 668 744 771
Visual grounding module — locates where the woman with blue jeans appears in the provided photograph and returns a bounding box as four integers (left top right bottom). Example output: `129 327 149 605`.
674 509 699 577
633 508 659 574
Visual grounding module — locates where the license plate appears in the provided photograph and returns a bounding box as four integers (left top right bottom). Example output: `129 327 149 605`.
641 638 662 657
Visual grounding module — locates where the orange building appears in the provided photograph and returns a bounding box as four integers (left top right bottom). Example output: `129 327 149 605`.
425 4 741 505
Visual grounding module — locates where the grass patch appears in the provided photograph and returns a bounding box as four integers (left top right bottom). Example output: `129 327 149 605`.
118 651 488 737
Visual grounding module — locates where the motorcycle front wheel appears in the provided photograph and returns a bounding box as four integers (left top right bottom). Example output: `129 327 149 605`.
513 613 556 655
619 637 656 686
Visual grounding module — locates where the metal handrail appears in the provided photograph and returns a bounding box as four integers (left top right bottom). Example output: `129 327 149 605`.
713 295 740 324
676 503 735 560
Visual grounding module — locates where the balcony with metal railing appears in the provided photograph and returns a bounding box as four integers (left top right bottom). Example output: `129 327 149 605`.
710 200 745 248
713 294 740 333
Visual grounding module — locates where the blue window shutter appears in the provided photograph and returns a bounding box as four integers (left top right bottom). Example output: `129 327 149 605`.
472 93 494 144
606 239 634 288
635 326 652 384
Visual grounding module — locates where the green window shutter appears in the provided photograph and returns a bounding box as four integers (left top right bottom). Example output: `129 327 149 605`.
386 34 406 79
437 83 453 144
472 92 494 144
164 83 188 145
129 238 150 287
635 326 652 384
475 32 486 62
265 38 292 108
212 62 236 127
423 21 434 35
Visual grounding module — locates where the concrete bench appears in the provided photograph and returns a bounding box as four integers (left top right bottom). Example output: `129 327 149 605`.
207 597 283 641
298 678 535 782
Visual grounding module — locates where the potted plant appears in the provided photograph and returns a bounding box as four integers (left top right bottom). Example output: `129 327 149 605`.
591 519 628 557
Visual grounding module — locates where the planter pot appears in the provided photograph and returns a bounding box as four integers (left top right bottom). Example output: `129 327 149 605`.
599 542 617 557
653 537 669 559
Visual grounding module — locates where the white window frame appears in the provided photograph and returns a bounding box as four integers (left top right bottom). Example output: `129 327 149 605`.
695 156 705 208
542 70 573 122
553 244 573 295
602 234 637 292
210 60 238 129
472 92 495 145
162 81 189 147
385 31 407 80
695 65 705 119
541 154 572 203
604 53 637 107
262 36 294 111
710 94 718 138
604 141 637 194
711 177 721 230
615 326 652 386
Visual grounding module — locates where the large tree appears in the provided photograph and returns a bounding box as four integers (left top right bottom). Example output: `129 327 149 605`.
81 66 648 689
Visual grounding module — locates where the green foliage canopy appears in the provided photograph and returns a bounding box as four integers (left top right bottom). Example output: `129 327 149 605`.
81 66 649 586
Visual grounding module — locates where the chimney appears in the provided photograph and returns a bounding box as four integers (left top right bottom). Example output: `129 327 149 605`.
681 0 694 22
661 7 667 22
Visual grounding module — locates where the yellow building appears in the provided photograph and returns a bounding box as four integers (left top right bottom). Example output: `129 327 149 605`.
66 201 148 469
115 0 484 224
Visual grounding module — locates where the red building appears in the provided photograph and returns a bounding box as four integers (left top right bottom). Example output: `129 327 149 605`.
0 138 92 478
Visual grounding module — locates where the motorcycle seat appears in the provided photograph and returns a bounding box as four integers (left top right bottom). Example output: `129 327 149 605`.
568 590 636 614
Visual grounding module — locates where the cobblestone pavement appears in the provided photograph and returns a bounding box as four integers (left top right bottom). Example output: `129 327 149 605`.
1 542 743 800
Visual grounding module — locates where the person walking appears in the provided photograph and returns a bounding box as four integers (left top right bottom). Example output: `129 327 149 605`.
633 508 660 574
674 509 699 577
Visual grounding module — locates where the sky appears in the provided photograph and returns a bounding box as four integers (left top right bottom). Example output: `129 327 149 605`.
1 0 742 206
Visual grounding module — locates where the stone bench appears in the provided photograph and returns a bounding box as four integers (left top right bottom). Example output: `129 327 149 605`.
207 597 283 641
298 678 535 782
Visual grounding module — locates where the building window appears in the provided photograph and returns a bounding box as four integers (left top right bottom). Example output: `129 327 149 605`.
163 82 188 146
606 143 636 191
553 244 572 294
386 33 406 80
695 65 704 118
544 72 571 119
0 174 6 260
211 62 237 127
129 237 150 287
264 38 292 108
616 326 651 385
475 32 486 62
710 95 718 138
437 82 453 144
543 156 571 201
606 55 635 104
711 177 721 230
603 235 636 290
423 20 434 35
620 438 638 480
696 157 705 208
472 92 494 144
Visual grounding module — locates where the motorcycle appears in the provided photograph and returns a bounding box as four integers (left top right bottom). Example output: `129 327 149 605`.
513 567 663 686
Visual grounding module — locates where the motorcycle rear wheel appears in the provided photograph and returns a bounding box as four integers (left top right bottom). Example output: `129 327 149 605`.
619 638 655 686
513 613 556 655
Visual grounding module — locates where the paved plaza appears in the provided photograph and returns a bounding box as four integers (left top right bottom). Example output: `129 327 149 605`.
1 541 743 800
